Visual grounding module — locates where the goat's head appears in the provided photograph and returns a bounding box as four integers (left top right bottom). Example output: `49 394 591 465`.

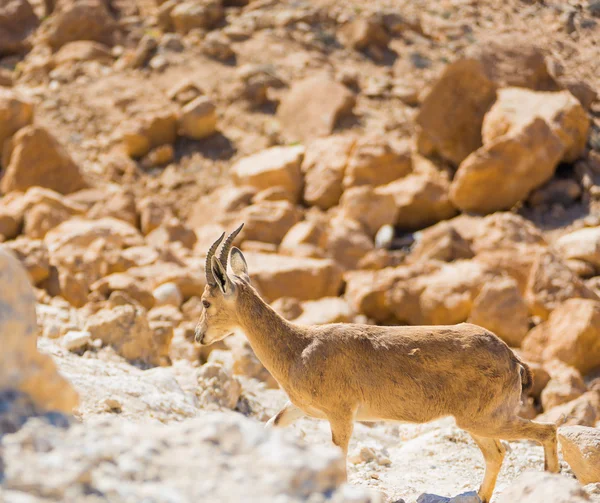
195 224 250 346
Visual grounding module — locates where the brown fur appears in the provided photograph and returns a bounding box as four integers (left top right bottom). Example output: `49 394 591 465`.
196 248 559 503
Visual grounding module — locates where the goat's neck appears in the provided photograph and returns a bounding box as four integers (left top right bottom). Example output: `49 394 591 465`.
236 285 306 382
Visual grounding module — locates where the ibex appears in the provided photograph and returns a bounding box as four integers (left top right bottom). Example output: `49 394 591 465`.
195 225 559 503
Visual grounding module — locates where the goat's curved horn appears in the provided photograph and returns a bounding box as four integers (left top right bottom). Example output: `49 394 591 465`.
205 232 225 285
219 223 244 271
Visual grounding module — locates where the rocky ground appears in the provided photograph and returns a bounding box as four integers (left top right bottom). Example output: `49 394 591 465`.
2 0 600 501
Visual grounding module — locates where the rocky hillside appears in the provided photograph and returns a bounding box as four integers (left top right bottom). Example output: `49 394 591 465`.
1 0 600 501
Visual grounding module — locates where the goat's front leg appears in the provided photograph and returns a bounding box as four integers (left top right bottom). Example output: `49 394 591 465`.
327 410 355 481
265 401 305 428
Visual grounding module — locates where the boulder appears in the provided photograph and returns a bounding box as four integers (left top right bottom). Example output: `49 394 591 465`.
1 125 86 195
119 110 178 159
554 227 600 269
40 0 116 49
416 59 497 166
277 74 356 143
339 185 397 237
91 273 155 310
522 299 600 374
325 215 374 271
87 189 138 227
558 426 600 484
0 245 79 412
338 16 389 52
244 252 344 302
526 251 599 320
0 0 39 56
127 262 205 300
239 201 302 244
84 304 168 365
138 196 176 235
496 471 590 503
0 87 34 152
378 172 456 231
468 276 529 347
410 221 474 264
280 219 328 259
171 0 223 34
466 35 558 91
188 185 255 229
346 259 491 325
537 392 598 427
483 88 590 163
3 238 50 285
231 146 304 203
178 96 218 140
343 136 411 188
52 40 113 66
302 136 355 210
195 362 241 410
145 219 197 250
294 297 356 326
541 363 587 411
449 118 564 214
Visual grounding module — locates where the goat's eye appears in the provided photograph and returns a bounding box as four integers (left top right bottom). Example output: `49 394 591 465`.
202 300 211 309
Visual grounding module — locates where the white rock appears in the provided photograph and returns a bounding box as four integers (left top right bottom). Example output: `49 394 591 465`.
62 330 92 351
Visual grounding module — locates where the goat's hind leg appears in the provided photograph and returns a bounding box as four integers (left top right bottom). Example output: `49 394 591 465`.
469 416 559 473
496 417 559 473
266 401 305 428
468 434 505 503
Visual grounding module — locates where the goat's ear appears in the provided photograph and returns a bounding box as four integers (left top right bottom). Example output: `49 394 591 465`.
230 247 250 282
211 256 232 295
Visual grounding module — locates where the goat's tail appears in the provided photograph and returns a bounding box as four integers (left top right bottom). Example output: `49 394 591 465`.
513 354 533 396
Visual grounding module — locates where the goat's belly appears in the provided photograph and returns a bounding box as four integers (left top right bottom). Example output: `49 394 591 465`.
355 403 446 424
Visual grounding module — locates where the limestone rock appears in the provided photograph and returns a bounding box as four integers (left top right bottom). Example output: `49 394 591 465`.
522 299 600 374
449 118 564 214
244 252 343 302
40 0 116 50
537 392 598 427
302 136 355 210
0 411 351 501
3 237 50 285
87 189 138 227
236 201 300 245
554 227 600 269
153 282 183 307
84 305 168 365
52 40 113 66
466 35 558 91
541 364 587 411
483 88 590 163
378 172 457 231
196 362 242 410
525 251 598 320
1 125 86 195
558 426 600 484
62 330 92 351
338 16 389 51
0 245 79 412
410 221 474 264
0 87 34 151
343 136 412 188
496 471 590 503
91 273 155 310
178 96 218 140
416 59 497 166
119 110 178 159
231 146 304 203
468 276 529 347
293 297 356 326
145 219 197 250
339 185 397 237
277 74 355 143
171 0 223 34
0 0 39 56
